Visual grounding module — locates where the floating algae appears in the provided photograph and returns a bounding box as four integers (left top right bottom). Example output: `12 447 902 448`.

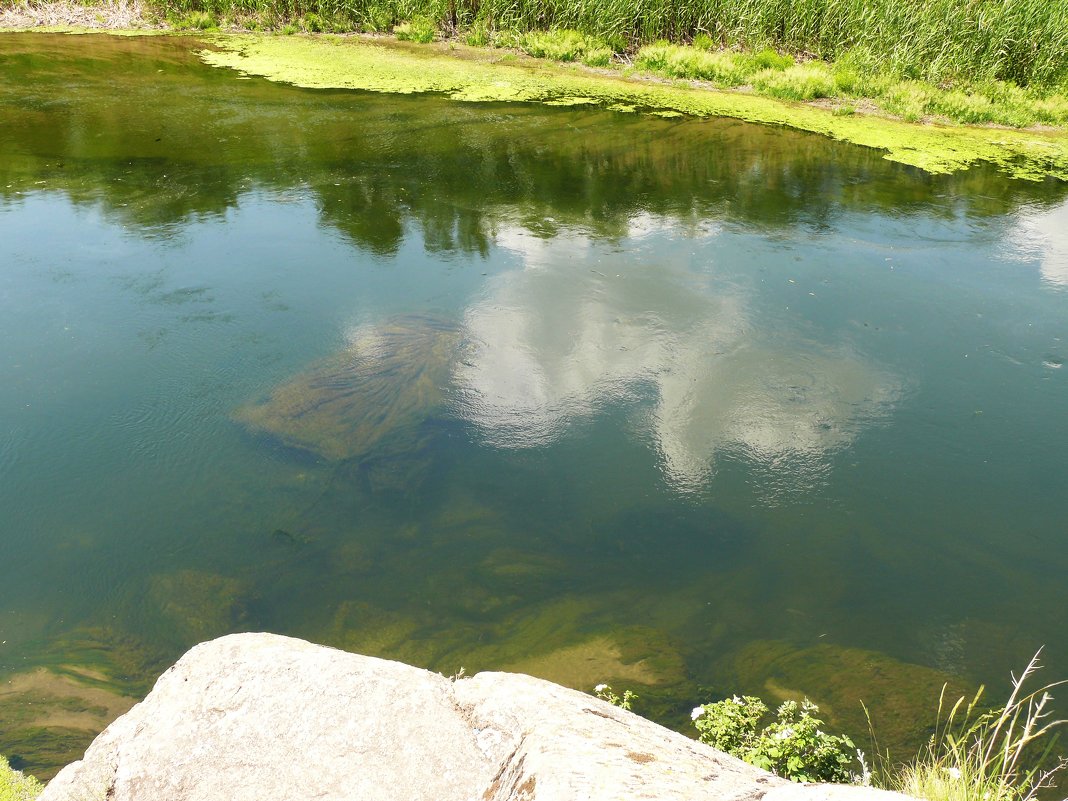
234 314 461 462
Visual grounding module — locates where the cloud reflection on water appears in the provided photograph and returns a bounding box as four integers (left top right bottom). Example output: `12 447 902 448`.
451 222 902 495
1014 202 1068 289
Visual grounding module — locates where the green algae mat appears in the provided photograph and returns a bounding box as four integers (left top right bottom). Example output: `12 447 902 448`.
199 33 1068 181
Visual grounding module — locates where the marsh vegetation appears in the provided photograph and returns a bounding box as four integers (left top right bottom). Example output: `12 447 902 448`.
133 0 1068 128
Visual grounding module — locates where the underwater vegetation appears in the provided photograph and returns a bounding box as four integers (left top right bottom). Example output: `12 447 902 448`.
234 314 460 461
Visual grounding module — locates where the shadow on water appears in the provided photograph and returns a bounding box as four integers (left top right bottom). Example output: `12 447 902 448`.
2 32 1068 780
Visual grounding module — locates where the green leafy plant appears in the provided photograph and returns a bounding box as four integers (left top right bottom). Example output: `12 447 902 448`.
693 695 857 783
300 12 324 31
691 32 715 51
519 29 613 65
394 16 437 43
594 683 637 711
170 10 217 29
360 4 393 33
879 651 1067 801
0 755 43 801
464 21 490 46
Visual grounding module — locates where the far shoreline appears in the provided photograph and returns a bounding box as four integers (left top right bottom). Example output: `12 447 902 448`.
3 1 1068 181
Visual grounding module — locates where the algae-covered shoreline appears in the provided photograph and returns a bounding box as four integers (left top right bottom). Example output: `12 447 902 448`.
194 32 1068 181
1 14 1067 180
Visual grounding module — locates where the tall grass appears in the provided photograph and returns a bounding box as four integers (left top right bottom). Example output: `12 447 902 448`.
153 0 1068 89
877 651 1067 801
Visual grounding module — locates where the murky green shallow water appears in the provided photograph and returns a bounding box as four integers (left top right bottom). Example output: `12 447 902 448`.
2 32 1067 778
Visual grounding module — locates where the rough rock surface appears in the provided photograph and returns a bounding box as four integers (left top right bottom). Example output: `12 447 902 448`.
40 633 914 801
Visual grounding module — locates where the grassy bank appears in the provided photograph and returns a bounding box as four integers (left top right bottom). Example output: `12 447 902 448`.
135 0 1068 129
192 33 1068 180
156 0 1068 89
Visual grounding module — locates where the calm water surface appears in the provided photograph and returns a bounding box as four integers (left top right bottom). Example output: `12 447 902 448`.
1 33 1067 777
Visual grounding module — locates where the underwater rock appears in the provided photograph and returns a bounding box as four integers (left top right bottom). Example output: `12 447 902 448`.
144 570 250 647
319 593 690 704
320 601 430 667
436 598 690 692
502 631 680 691
234 314 460 461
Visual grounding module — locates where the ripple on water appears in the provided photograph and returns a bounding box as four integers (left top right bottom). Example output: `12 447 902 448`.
0 426 23 482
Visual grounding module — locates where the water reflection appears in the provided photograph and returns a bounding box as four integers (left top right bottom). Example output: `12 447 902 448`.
453 225 901 493
1014 202 1068 289
3 34 1068 258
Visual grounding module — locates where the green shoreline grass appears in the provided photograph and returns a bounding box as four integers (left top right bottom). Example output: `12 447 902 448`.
135 0 1068 89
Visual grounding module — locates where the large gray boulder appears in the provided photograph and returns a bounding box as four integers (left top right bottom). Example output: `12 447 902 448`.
39 633 912 801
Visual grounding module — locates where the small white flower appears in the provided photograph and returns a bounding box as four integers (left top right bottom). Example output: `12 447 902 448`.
594 684 607 693
944 767 962 780
691 706 705 720
731 695 742 703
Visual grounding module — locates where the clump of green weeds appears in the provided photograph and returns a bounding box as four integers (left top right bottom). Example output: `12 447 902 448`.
634 42 793 87
519 29 615 67
693 695 858 783
0 754 42 801
464 20 490 46
876 651 1067 801
594 682 637 711
634 42 749 86
753 63 835 100
298 12 324 31
360 4 393 33
394 16 436 43
625 37 1068 127
170 9 217 29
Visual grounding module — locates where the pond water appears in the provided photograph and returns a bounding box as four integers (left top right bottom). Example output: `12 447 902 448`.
1 33 1067 778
